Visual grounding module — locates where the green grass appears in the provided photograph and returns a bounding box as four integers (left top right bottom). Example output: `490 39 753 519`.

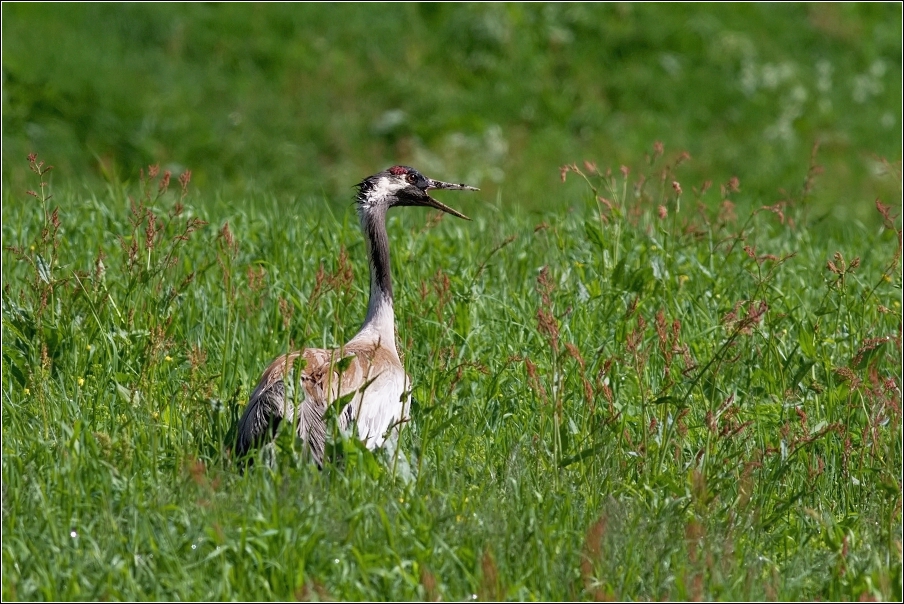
2 3 902 601
2 3 901 220
2 148 901 600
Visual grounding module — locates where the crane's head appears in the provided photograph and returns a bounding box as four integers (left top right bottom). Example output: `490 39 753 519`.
356 165 477 220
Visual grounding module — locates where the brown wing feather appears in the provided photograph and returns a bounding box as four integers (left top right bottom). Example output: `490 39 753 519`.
235 342 401 467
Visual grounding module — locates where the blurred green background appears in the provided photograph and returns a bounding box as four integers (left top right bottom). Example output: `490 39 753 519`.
2 2 901 217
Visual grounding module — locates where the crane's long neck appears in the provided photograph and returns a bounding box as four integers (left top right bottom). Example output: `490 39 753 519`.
355 203 398 351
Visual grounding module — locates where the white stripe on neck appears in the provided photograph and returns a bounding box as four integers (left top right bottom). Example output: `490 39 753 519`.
351 292 397 354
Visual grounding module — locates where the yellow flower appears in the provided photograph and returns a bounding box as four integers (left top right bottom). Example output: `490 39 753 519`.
77 378 85 387
164 355 173 362
23 388 30 395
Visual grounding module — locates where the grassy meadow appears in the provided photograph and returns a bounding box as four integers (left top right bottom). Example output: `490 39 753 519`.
2 3 902 601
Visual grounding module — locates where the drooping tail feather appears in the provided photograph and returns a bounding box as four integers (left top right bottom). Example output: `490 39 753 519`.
235 380 287 463
235 377 330 468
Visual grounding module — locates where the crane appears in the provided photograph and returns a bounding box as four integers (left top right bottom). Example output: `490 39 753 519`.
235 166 477 467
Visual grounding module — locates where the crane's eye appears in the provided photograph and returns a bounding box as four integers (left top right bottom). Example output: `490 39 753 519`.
406 173 418 185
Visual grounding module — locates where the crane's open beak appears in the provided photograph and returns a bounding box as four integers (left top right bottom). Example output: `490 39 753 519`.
424 179 478 220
